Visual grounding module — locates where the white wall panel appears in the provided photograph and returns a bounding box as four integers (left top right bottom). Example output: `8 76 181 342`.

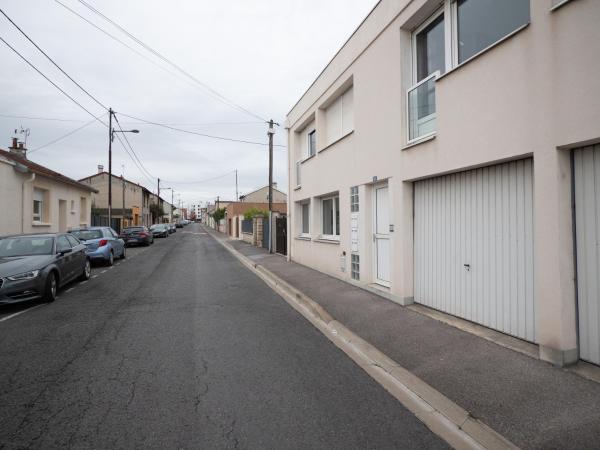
574 144 600 365
414 159 536 342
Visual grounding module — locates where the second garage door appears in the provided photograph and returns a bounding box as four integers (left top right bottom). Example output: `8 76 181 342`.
414 159 536 342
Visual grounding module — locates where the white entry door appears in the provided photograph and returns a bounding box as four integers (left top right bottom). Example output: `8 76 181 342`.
374 185 390 286
414 159 536 343
574 144 600 365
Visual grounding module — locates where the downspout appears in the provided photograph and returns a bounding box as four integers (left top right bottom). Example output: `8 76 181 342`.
22 171 36 233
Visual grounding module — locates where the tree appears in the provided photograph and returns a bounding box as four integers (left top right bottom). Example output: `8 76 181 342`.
211 208 226 224
243 208 268 220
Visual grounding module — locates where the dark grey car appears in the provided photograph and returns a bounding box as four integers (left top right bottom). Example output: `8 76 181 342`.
0 233 91 304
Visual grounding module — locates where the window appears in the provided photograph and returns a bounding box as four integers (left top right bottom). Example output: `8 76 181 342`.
321 195 340 238
80 197 87 222
350 186 359 212
66 235 80 247
33 188 45 222
325 87 354 145
408 1 529 142
296 160 301 187
56 235 71 253
301 202 310 235
456 0 530 64
351 254 360 280
308 130 317 156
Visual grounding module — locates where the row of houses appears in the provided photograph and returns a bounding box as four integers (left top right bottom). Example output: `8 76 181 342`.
285 0 600 367
0 138 174 236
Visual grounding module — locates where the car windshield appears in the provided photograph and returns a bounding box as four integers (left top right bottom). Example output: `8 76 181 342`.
71 229 103 240
0 236 54 257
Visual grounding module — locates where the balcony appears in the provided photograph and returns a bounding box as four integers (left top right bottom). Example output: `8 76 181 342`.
407 71 438 144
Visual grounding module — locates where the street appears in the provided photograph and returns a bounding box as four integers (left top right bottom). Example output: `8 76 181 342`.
0 223 446 449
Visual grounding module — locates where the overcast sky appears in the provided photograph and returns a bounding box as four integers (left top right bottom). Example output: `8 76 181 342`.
0 0 377 207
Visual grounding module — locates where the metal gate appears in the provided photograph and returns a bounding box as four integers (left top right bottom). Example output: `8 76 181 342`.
414 159 536 342
574 144 600 365
276 216 287 256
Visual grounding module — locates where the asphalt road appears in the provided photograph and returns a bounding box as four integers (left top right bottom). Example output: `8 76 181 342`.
0 224 447 449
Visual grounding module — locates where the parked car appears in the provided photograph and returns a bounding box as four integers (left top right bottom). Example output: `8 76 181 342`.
0 233 90 304
150 224 169 238
175 221 183 228
69 227 125 266
167 223 176 234
119 226 154 247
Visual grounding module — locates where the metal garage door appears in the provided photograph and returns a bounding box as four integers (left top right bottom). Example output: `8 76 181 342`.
414 159 536 342
574 144 600 365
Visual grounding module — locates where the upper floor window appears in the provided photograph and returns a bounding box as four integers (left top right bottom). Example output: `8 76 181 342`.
308 129 317 157
407 0 529 143
325 87 354 145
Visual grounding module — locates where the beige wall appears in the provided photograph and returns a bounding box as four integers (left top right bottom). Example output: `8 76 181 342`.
287 0 600 365
0 159 93 235
241 186 287 203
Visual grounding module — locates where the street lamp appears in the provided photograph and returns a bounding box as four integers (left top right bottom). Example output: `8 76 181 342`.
108 108 140 226
162 187 174 223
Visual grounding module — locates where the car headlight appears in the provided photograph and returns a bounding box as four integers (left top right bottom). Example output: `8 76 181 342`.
7 270 40 281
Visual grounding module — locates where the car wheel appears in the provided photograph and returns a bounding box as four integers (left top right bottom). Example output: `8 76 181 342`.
43 272 57 303
120 246 126 259
79 259 91 281
107 251 114 266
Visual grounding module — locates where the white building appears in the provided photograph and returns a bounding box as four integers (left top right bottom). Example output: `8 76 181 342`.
0 139 96 235
287 0 600 367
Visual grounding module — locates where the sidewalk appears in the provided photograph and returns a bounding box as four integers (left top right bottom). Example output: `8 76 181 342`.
210 230 600 449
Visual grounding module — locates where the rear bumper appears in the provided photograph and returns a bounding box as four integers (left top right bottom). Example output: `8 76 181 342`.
86 247 111 261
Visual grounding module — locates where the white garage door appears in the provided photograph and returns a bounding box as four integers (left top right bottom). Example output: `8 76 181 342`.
574 144 600 365
414 159 536 342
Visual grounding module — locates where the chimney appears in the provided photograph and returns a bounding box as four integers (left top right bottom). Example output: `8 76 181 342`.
9 138 27 158
98 164 104 173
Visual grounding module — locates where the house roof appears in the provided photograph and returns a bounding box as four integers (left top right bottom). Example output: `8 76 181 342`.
238 185 287 200
0 148 98 193
79 171 150 191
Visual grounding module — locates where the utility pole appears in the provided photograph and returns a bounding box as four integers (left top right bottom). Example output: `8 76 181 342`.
108 108 113 225
235 169 238 201
267 119 275 253
121 165 125 228
157 178 160 199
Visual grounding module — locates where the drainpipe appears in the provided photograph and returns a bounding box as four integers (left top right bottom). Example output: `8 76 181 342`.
22 171 36 233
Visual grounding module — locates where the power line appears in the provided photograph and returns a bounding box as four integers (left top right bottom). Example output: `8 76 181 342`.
75 0 267 122
0 35 105 124
112 113 157 181
117 112 286 148
0 7 107 111
112 132 155 187
29 113 106 153
161 170 236 185
0 113 86 123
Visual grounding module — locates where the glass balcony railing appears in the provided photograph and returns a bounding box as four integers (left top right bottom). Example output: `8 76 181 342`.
407 71 439 143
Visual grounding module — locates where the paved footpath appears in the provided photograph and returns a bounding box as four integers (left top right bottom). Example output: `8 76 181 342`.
0 224 447 449
220 228 600 450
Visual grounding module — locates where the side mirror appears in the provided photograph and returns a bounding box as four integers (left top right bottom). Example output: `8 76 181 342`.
58 248 72 255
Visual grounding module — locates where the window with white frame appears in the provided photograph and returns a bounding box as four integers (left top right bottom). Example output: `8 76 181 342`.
295 160 301 187
308 129 317 156
301 202 310 235
325 87 354 145
321 195 340 238
351 254 360 280
350 186 359 212
33 188 45 222
408 0 530 142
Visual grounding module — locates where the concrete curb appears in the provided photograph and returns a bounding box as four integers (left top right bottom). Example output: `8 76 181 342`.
209 231 518 450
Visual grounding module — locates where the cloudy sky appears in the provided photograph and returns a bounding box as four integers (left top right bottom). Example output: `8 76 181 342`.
0 0 377 207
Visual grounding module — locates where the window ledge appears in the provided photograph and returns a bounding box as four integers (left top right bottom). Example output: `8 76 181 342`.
32 221 52 227
295 235 311 241
318 130 354 154
300 153 316 164
315 237 340 244
551 0 573 11
437 23 529 83
402 134 436 151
